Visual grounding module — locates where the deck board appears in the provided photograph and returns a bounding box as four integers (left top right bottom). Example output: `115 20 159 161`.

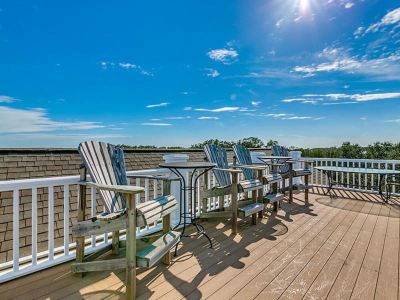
0 191 399 300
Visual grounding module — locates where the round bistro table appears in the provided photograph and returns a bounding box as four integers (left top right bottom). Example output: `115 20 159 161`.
159 161 215 254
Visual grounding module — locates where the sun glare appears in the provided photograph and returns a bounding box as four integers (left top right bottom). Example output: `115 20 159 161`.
299 0 310 14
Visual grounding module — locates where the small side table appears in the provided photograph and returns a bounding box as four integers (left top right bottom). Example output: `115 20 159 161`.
159 161 215 254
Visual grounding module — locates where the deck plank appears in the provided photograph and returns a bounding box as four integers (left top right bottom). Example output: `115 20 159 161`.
374 211 399 300
254 198 368 300
324 203 383 300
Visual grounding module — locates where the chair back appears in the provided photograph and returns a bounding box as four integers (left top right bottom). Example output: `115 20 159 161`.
78 141 128 213
233 144 255 180
203 144 232 186
272 145 290 174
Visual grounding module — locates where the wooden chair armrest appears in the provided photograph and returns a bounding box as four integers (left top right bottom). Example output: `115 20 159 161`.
232 164 266 170
213 167 242 174
127 174 176 181
80 181 145 195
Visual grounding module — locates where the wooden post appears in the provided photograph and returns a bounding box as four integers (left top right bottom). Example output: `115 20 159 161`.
162 179 172 265
111 231 119 255
272 165 279 212
289 163 293 203
304 175 309 204
125 193 136 300
231 172 238 235
305 162 310 204
257 169 264 218
162 214 171 265
75 165 87 277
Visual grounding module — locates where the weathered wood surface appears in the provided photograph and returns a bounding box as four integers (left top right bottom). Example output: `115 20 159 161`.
1 190 398 300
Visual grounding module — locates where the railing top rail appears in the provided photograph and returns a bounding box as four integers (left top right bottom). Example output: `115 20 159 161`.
0 168 169 192
306 157 400 164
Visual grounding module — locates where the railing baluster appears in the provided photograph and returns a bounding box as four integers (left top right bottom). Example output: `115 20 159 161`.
63 185 69 256
32 188 38 266
154 179 158 198
145 178 149 202
12 189 19 272
48 186 54 261
135 178 140 204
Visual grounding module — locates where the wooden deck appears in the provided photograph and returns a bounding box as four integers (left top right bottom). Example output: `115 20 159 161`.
1 190 399 300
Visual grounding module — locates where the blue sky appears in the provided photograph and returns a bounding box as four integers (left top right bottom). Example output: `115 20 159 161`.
1 0 400 148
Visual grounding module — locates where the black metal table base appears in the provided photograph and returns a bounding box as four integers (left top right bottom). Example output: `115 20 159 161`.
322 171 391 203
160 165 214 256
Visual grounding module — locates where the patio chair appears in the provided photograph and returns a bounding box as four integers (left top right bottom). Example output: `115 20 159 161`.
271 145 312 202
233 144 284 211
71 141 180 299
200 144 264 234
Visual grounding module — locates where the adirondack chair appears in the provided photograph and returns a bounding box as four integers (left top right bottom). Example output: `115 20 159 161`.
233 144 284 211
271 145 312 202
200 144 265 234
71 141 180 300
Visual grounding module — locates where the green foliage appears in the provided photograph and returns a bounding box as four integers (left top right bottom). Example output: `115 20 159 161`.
266 139 278 147
238 137 265 148
301 142 400 159
191 137 266 149
117 144 183 149
190 139 235 149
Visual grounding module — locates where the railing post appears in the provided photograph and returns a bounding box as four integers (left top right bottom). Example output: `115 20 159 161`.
75 165 87 277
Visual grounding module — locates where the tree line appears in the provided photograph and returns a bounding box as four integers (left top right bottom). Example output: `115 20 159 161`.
118 139 400 160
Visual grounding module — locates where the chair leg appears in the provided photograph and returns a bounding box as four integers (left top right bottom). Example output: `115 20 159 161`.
126 193 136 300
252 213 257 225
162 214 172 265
273 201 279 212
305 175 309 204
112 231 120 255
231 174 239 235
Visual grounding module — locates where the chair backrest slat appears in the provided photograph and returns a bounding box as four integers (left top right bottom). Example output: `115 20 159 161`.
78 141 127 213
204 144 231 186
272 145 290 174
233 144 255 181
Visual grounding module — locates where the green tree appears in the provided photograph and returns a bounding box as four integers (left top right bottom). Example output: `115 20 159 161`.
238 137 265 148
266 139 278 147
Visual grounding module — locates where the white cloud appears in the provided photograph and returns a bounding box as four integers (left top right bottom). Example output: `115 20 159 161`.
145 102 169 108
118 63 137 69
251 101 261 107
385 118 400 123
365 8 400 33
275 18 285 28
141 123 172 126
0 106 103 133
293 47 400 80
344 2 354 9
195 106 240 113
266 113 316 120
205 68 220 78
207 48 238 64
183 106 193 111
100 61 153 76
198 116 219 120
0 95 18 103
284 92 400 105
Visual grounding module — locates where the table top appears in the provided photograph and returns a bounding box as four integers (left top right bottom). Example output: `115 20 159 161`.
159 161 216 169
315 166 400 175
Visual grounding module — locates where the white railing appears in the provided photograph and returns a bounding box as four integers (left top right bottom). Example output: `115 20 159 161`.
309 158 400 195
0 168 172 283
